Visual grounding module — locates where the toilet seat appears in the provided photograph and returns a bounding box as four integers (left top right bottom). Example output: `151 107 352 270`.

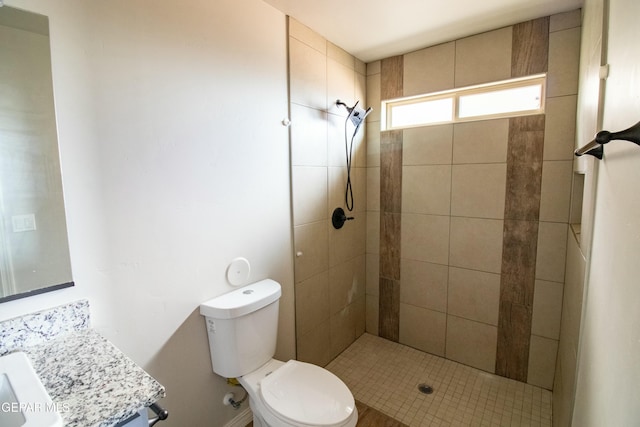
258 360 356 427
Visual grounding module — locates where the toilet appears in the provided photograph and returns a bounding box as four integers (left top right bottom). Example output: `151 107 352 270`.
200 279 358 427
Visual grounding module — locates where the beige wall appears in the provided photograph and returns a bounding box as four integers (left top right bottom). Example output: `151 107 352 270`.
553 1 605 425
366 11 581 389
572 0 640 424
288 18 368 366
1 1 294 426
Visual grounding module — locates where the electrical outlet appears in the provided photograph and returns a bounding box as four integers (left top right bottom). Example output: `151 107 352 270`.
12 213 37 232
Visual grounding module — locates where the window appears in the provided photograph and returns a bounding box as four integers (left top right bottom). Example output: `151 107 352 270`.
382 74 546 130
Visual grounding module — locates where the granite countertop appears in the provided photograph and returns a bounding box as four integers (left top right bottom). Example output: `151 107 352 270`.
22 328 166 427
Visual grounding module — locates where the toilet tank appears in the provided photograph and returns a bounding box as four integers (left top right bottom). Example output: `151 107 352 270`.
199 279 281 378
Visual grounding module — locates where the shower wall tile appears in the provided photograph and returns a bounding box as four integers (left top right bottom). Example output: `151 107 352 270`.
527 335 559 389
289 18 368 363
449 217 504 273
554 232 585 403
539 160 573 222
446 315 498 373
353 167 368 214
297 321 331 366
330 304 357 358
403 124 453 165
547 27 581 97
504 115 545 221
328 57 356 114
354 75 368 170
379 278 400 341
366 211 380 254
366 121 381 166
328 110 347 167
511 17 549 77
366 253 380 296
550 9 581 32
380 131 403 213
496 301 532 380
380 213 401 279
535 222 568 282
329 215 366 267
448 267 501 326
327 41 355 70
355 296 366 337
289 37 327 109
500 220 539 307
327 166 347 213
366 73 381 123
367 60 381 76
454 27 513 87
367 167 380 211
365 11 579 387
294 221 329 282
543 95 578 161
403 41 455 96
329 255 366 315
288 17 326 54
451 163 507 219
380 55 403 100
366 294 379 335
290 104 327 167
292 166 328 226
532 279 564 339
402 165 451 215
401 213 450 265
399 303 446 356
496 218 539 381
490 15 557 382
452 119 509 164
400 259 448 312
295 271 330 338
355 58 366 76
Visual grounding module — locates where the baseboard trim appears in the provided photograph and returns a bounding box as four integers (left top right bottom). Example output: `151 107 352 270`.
223 406 252 427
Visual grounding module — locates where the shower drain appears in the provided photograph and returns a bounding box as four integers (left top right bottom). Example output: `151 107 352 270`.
418 383 434 395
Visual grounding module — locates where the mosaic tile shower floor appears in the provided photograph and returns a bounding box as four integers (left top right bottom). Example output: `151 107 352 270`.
326 334 552 427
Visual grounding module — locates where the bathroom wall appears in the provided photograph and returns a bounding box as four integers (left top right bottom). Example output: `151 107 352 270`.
571 0 640 424
553 2 604 425
366 10 581 389
288 18 368 366
1 0 294 426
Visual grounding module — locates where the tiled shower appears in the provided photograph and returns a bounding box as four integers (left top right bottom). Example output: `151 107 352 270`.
289 5 581 407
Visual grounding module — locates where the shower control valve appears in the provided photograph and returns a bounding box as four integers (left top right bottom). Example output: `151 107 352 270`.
332 207 354 229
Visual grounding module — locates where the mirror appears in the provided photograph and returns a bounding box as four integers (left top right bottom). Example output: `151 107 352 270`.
0 5 73 302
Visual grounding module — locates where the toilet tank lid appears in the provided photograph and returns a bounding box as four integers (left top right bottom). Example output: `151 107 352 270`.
199 279 281 319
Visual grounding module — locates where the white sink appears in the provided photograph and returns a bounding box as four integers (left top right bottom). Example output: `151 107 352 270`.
0 352 63 427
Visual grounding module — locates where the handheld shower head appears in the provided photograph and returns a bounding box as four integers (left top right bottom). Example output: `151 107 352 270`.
336 100 373 128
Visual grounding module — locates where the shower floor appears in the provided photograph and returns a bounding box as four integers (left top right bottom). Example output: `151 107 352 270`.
326 333 552 427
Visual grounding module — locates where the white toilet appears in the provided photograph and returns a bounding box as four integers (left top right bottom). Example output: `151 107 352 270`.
200 279 358 427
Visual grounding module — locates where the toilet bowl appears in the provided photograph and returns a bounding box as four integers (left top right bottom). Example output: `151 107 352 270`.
200 279 359 427
238 359 357 427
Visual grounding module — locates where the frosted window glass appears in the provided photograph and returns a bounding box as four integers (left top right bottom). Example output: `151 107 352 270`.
390 97 453 128
458 84 542 118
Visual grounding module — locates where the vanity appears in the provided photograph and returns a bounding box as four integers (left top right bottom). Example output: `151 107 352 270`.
0 300 166 427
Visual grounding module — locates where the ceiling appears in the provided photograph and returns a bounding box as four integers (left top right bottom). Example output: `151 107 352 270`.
262 0 583 62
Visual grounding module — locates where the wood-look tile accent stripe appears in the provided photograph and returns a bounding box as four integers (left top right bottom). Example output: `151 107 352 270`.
496 17 549 382
378 56 403 342
511 17 550 77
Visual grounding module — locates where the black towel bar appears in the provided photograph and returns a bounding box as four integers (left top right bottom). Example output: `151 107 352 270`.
575 120 640 159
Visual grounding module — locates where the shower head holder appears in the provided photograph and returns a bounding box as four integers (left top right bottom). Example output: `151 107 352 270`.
336 99 372 127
